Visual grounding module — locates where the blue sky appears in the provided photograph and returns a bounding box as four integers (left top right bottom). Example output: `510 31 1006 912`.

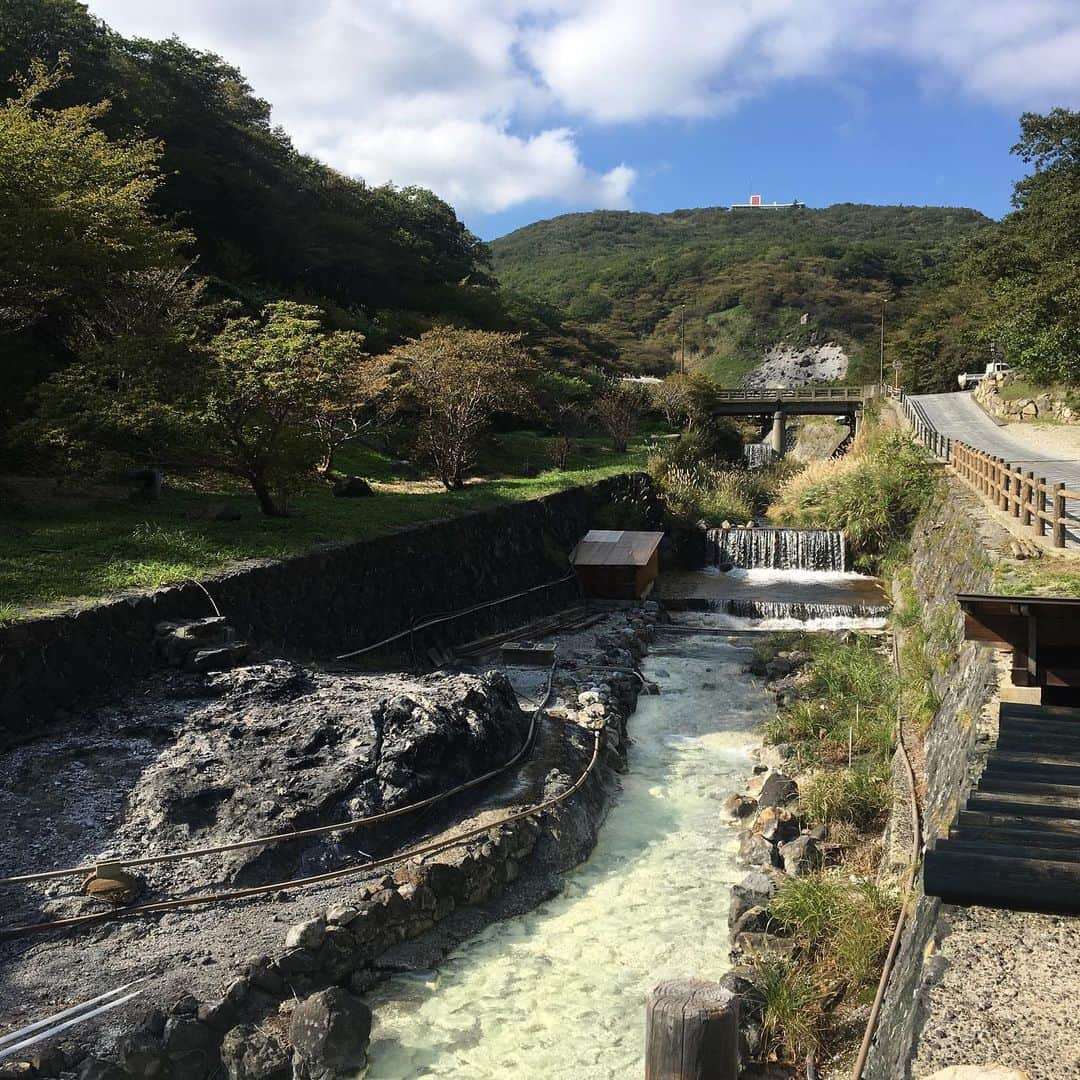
88 1 1079 240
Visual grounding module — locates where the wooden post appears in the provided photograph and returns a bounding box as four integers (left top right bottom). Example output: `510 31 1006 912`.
645 980 739 1080
1053 482 1066 548
1022 470 1034 527
1036 477 1048 537
997 459 1007 511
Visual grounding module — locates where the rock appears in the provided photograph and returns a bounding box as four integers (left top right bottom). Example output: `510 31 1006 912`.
753 806 799 844
285 917 327 951
738 831 779 869
0 1065 34 1080
757 771 798 809
731 904 772 936
332 477 374 498
77 1060 126 1080
189 502 242 522
289 987 372 1080
117 1033 172 1080
30 1048 66 1079
326 903 359 926
184 643 249 672
923 1070 1031 1080
722 793 757 819
807 823 828 842
80 868 142 906
196 998 237 1032
220 1025 290 1080
119 665 526 884
778 834 823 876
728 872 779 928
733 931 799 963
167 995 199 1019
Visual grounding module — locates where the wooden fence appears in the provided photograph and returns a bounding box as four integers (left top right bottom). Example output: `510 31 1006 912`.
887 384 1077 549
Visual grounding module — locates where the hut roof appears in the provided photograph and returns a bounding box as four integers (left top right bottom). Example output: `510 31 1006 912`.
571 529 664 567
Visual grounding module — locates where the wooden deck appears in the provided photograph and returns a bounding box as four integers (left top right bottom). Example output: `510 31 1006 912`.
924 700 1080 914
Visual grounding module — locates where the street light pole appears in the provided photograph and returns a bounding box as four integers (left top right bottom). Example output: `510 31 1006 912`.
879 298 889 388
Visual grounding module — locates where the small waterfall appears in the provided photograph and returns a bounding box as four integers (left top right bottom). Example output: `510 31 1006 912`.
722 598 889 620
742 443 776 470
708 527 848 572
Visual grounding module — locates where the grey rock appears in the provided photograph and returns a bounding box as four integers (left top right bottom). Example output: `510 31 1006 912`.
30 1048 67 1079
757 771 798 809
77 1059 126 1080
778 834 823 877
731 904 773 936
117 1033 172 1080
220 1026 290 1080
285 917 327 951
728 872 778 928
722 793 757 818
738 831 779 869
184 643 249 673
325 904 359 926
289 988 372 1080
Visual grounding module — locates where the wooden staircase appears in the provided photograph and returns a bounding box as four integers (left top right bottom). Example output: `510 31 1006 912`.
924 701 1080 914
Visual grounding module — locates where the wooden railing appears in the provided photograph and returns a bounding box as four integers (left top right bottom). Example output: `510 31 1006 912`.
890 386 1076 548
951 440 1076 548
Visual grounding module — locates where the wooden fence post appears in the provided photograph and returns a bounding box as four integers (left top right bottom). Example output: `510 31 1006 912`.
1010 465 1022 517
1053 483 1066 548
996 459 1007 511
1036 477 1048 537
1022 470 1034 527
645 980 739 1080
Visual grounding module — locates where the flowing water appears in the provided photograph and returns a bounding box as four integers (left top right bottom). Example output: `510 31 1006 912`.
362 631 769 1079
742 442 776 470
708 526 848 572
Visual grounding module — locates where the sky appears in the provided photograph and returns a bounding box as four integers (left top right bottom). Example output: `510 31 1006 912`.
87 1 1080 241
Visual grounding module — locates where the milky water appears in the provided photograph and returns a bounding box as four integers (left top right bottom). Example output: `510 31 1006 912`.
362 632 770 1079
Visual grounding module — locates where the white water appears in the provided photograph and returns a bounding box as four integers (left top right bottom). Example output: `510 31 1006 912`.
362 632 769 1079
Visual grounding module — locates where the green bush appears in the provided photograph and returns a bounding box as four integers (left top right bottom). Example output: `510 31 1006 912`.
749 961 823 1063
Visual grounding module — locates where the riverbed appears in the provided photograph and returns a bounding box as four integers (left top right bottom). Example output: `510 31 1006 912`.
362 629 771 1079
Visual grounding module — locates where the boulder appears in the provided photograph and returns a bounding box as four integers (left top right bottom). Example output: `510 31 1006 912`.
757 771 798 809
728 871 778 928
753 806 799 844
722 793 757 819
332 477 374 498
289 987 372 1080
737 831 779 869
777 835 823 877
285 917 327 951
730 904 772 936
77 1060 126 1080
220 1026 290 1080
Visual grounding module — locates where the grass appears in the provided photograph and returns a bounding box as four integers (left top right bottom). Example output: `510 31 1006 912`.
763 633 897 765
995 560 1080 598
0 430 653 617
749 961 823 1063
799 760 893 828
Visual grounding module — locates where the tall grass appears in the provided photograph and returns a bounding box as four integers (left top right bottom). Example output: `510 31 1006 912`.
769 427 939 567
750 962 823 1063
799 760 893 827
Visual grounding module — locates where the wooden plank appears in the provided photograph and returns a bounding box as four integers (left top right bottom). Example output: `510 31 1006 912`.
977 775 1080 799
968 793 1080 819
935 837 1080 865
949 823 1080 850
982 761 1080 784
1000 701 1080 722
957 809 1080 835
924 848 1080 913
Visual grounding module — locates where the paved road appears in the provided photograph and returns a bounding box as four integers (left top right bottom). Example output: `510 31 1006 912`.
909 392 1080 544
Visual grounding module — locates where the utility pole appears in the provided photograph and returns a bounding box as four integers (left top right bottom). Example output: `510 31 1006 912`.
679 304 687 375
879 298 889 388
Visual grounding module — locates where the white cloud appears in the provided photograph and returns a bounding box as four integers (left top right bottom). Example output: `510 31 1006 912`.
86 0 1080 217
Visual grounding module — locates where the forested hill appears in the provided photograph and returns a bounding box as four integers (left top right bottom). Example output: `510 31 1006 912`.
0 0 619 441
491 203 991 380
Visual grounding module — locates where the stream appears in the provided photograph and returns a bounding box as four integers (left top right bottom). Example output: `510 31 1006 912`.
362 629 770 1079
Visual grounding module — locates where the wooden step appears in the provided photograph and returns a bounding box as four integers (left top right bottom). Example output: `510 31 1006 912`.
967 793 1080 820
982 760 1080 785
935 836 1080 864
1001 701 1080 723
924 848 1080 914
995 733 1080 756
949 823 1080 851
957 809 1080 836
977 774 1080 799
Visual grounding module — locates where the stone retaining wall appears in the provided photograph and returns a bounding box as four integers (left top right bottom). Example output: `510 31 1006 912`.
0 473 662 742
974 375 1078 424
864 476 1008 1079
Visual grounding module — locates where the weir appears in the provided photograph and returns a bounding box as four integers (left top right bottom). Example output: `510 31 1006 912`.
741 443 776 470
708 526 848 572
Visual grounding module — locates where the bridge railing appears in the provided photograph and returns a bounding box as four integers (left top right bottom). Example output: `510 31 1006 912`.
712 385 870 402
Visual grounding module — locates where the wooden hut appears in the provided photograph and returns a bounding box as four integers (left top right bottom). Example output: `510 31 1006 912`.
571 530 663 600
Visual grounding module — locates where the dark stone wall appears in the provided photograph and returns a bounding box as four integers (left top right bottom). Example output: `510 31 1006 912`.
864 478 1007 1080
0 473 663 742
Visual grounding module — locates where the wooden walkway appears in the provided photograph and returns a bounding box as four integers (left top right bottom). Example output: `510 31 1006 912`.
924 700 1080 914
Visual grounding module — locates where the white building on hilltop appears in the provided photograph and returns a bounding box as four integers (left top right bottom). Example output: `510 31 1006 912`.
731 193 804 209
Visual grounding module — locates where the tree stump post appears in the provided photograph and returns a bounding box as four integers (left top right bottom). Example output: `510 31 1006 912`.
645 979 738 1080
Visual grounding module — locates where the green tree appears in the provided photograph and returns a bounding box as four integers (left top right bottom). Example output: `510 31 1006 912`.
0 60 182 437
203 302 369 515
980 109 1080 384
390 328 533 490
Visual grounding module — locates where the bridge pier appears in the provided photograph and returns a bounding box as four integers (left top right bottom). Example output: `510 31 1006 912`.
770 409 786 455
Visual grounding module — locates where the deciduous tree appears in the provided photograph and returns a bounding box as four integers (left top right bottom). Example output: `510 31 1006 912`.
390 328 533 490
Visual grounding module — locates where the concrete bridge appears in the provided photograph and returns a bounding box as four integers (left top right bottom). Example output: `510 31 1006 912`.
712 385 878 454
